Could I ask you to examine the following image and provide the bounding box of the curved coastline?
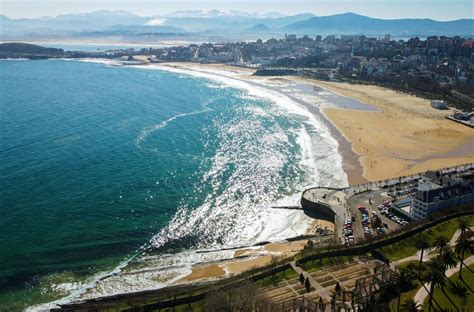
[27,59,345,310]
[23,59,474,311]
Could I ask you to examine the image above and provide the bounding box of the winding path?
[413,255,474,307]
[390,227,472,270]
[388,226,473,308]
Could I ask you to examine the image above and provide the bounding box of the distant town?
[3,34,473,114]
[137,34,474,111]
[2,32,474,311]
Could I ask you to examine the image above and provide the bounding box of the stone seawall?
[300,195,336,223]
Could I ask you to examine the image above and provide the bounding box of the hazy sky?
[1,0,473,20]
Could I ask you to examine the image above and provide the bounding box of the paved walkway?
[390,227,473,270]
[387,226,473,309]
[289,261,331,301]
[413,255,474,307]
[302,188,349,244]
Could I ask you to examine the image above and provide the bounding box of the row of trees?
[394,218,473,312]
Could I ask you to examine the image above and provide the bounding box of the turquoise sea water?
[0,59,346,309]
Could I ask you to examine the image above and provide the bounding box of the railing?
[295,206,473,266]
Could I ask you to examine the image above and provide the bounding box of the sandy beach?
[152,62,366,185]
[176,219,334,283]
[137,61,472,284]
[156,62,473,183]
[298,79,474,181]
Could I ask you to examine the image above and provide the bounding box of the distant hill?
[161,9,286,19]
[0,11,149,37]
[152,13,316,33]
[284,12,474,36]
[247,24,271,32]
[1,10,472,41]
[0,10,316,39]
[0,42,65,58]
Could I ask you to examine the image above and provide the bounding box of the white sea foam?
[0,58,29,61]
[33,60,348,309]
[134,103,212,148]
[77,58,122,66]
[132,63,347,183]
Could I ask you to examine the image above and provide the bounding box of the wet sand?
[179,264,226,282]
[143,62,472,284]
[159,63,473,182]
[297,80,474,181]
[154,62,367,185]
[175,220,334,283]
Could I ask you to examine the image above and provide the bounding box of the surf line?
[134,100,214,149]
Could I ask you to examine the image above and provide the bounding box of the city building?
[410,171,474,220]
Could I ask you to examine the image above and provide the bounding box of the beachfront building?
[410,171,474,220]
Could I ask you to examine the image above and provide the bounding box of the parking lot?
[387,182,418,199]
[346,189,408,243]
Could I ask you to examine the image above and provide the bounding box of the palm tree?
[457,218,470,237]
[400,298,420,312]
[415,237,430,277]
[395,269,413,312]
[434,236,450,257]
[425,259,446,312]
[449,281,469,312]
[438,250,460,309]
[455,233,473,280]
[441,249,458,272]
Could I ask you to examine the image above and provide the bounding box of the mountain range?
[0,10,472,42]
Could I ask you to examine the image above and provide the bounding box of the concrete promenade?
[301,163,474,244]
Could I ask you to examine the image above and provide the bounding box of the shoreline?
[122,61,356,286]
[151,62,473,183]
[107,60,472,286]
[305,79,473,181]
[40,59,341,306]
[27,59,472,308]
[147,61,365,185]
[175,219,334,283]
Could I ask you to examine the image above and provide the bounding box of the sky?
[1,0,473,20]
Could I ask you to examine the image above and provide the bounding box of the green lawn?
[389,261,426,312]
[395,260,420,271]
[300,255,353,272]
[389,281,423,312]
[254,267,298,287]
[423,263,474,312]
[379,216,473,261]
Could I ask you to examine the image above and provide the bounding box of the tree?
[400,298,421,312]
[441,249,458,273]
[425,259,446,312]
[439,250,460,309]
[395,269,415,311]
[457,218,470,237]
[318,297,325,311]
[270,255,280,282]
[455,233,473,280]
[449,281,469,312]
[299,272,305,285]
[304,277,311,293]
[433,236,450,257]
[204,281,260,312]
[415,237,430,277]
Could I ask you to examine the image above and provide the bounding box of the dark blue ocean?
[0,59,346,309]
